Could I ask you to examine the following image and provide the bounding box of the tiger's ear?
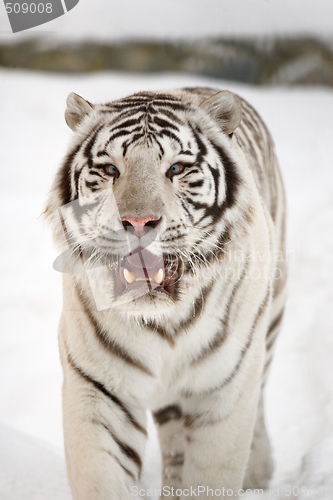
[200,90,242,136]
[65,92,94,131]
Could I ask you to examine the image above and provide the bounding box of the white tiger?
[45,87,287,499]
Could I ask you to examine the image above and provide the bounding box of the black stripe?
[153,116,179,131]
[150,94,181,102]
[139,318,175,346]
[90,162,113,170]
[266,308,284,350]
[83,125,104,168]
[74,165,83,198]
[122,132,145,156]
[97,420,142,477]
[85,180,98,188]
[153,404,182,425]
[179,149,194,156]
[183,413,223,429]
[182,169,200,178]
[167,453,184,467]
[267,308,284,338]
[179,198,195,224]
[156,101,187,112]
[209,140,241,210]
[155,137,165,157]
[110,117,142,132]
[188,179,204,188]
[88,170,106,179]
[117,97,151,104]
[209,164,220,208]
[76,289,153,376]
[107,103,148,112]
[158,128,184,148]
[66,351,147,435]
[119,93,180,104]
[104,450,136,482]
[183,413,200,429]
[106,128,132,144]
[96,149,108,157]
[191,125,208,158]
[57,143,81,205]
[101,106,145,126]
[115,437,142,476]
[185,197,209,209]
[114,456,136,482]
[158,107,183,124]
[177,282,214,332]
[105,98,149,106]
[191,261,249,364]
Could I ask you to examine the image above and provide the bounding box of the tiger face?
[50,89,250,313]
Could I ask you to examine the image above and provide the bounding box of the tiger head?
[47,88,252,315]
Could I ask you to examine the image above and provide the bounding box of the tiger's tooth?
[153,268,164,285]
[124,268,136,284]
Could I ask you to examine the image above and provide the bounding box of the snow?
[0,424,71,500]
[0,0,332,43]
[0,69,333,499]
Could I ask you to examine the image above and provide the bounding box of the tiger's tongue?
[122,248,164,283]
[126,248,163,269]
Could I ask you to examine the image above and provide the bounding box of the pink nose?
[121,216,158,237]
[122,216,155,227]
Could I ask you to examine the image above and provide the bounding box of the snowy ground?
[0,69,333,499]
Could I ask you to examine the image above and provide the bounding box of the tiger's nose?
[121,216,161,237]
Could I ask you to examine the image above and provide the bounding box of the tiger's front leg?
[180,380,261,499]
[61,340,147,500]
[178,320,268,500]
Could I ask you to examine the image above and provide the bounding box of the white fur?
[46,88,286,499]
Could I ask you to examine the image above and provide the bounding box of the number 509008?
[5,3,53,14]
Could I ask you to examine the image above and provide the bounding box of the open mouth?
[114,247,178,297]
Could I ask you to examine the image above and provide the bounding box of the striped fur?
[46,87,286,499]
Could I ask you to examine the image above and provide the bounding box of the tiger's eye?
[166,163,185,179]
[104,164,119,177]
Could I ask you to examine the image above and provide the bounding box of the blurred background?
[0,1,333,499]
[1,0,333,86]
